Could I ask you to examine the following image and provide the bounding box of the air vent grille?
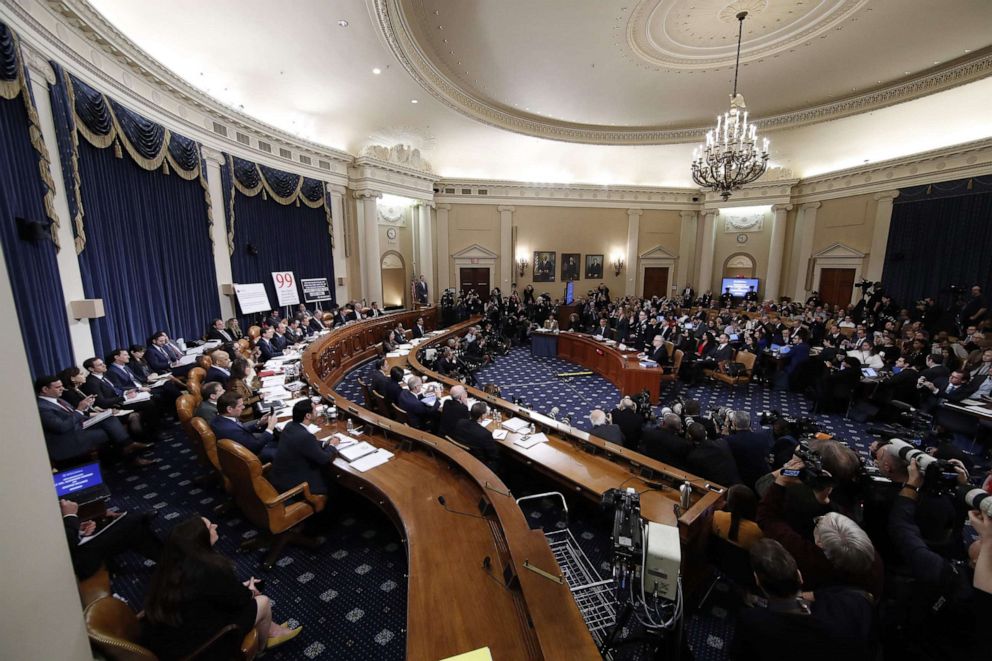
[235,132,250,145]
[318,160,331,170]
[211,122,228,137]
[279,147,292,159]
[299,155,312,165]
[257,141,271,153]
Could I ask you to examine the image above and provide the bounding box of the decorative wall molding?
[434,179,700,209]
[361,143,434,173]
[377,0,992,145]
[348,157,436,201]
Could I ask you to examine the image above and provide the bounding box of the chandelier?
[691,11,769,201]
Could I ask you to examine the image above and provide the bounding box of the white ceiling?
[86,0,992,186]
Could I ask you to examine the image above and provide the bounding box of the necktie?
[166,343,182,360]
[57,399,74,413]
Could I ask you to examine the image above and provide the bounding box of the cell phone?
[781,468,802,477]
[270,406,275,417]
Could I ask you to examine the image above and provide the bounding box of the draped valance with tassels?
[226,153,332,255]
[896,175,992,204]
[53,65,213,253]
[0,23,61,249]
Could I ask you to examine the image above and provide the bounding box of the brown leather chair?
[190,417,229,491]
[217,439,326,570]
[84,596,258,660]
[195,354,213,370]
[78,565,111,607]
[659,349,684,386]
[247,325,261,341]
[391,403,412,427]
[372,390,391,419]
[177,395,211,470]
[186,367,206,406]
[357,378,373,410]
[711,350,757,387]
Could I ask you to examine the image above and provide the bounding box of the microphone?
[436,495,486,519]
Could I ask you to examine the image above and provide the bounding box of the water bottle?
[346,418,354,435]
[679,481,692,510]
[529,422,536,435]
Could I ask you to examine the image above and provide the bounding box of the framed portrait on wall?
[533,251,556,282]
[585,254,604,279]
[561,253,580,281]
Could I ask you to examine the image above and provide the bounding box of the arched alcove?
[722,253,756,279]
[380,251,407,309]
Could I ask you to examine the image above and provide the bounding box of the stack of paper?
[339,441,379,462]
[501,417,530,433]
[513,432,549,449]
[492,430,508,440]
[350,449,394,472]
[261,376,285,388]
[126,391,152,404]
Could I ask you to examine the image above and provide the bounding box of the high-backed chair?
[659,349,684,386]
[247,325,261,341]
[77,565,111,607]
[190,417,228,491]
[372,390,391,419]
[235,338,251,358]
[711,350,757,388]
[84,596,258,661]
[196,354,213,371]
[186,367,206,405]
[391,403,412,427]
[176,394,211,469]
[217,439,326,570]
[357,378,373,410]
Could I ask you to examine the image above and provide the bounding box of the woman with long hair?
[712,484,763,550]
[145,517,300,657]
[225,358,260,418]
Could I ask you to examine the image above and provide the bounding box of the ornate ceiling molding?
[377,0,992,145]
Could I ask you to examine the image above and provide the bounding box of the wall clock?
[736,233,749,244]
[386,227,398,240]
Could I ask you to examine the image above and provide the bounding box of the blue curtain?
[71,139,220,354]
[223,158,335,318]
[0,23,73,378]
[881,176,992,305]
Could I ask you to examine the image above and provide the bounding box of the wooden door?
[643,267,669,299]
[459,268,490,302]
[819,268,856,307]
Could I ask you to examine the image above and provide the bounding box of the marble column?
[200,147,235,319]
[676,210,698,290]
[354,190,382,304]
[498,205,514,294]
[765,204,792,302]
[697,209,719,295]
[866,191,899,282]
[417,201,435,302]
[436,204,451,293]
[328,185,349,303]
[25,56,96,360]
[625,209,642,296]
[792,202,821,300]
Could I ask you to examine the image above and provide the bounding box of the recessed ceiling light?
[372,67,382,75]
[411,99,419,104]
[337,19,349,27]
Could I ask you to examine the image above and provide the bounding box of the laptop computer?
[729,334,740,342]
[770,344,783,353]
[53,462,110,506]
[862,368,879,378]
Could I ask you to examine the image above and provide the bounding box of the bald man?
[439,384,470,438]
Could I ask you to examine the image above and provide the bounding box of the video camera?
[883,439,960,495]
[630,389,655,422]
[759,410,819,438]
[602,487,643,585]
[783,440,834,489]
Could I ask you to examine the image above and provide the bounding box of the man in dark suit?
[206,350,232,384]
[83,356,164,437]
[919,369,981,414]
[146,330,191,376]
[723,411,773,490]
[369,359,391,398]
[194,382,223,423]
[454,403,500,470]
[639,414,691,469]
[681,285,695,307]
[412,316,426,339]
[589,409,624,444]
[206,318,235,344]
[647,335,670,367]
[685,422,740,486]
[269,400,339,496]
[384,366,405,404]
[415,275,429,305]
[610,397,643,450]
[439,385,471,438]
[816,356,863,414]
[396,376,440,431]
[106,348,152,391]
[719,287,735,308]
[271,322,291,352]
[60,499,162,580]
[211,392,277,461]
[256,327,283,362]
[744,286,758,303]
[36,375,109,462]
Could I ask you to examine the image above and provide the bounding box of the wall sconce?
[612,257,625,277]
[517,257,529,277]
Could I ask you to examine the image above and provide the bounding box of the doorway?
[643,267,669,299]
[459,267,490,302]
[819,268,856,308]
[380,251,407,309]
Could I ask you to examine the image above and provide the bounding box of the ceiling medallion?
[691,11,769,200]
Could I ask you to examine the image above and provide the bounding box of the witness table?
[531,331,558,358]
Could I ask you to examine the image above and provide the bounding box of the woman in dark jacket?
[145,516,300,657]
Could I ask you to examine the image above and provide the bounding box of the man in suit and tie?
[106,347,152,391]
[195,382,224,423]
[206,350,232,384]
[919,369,981,414]
[412,316,427,339]
[369,359,391,398]
[206,318,235,344]
[415,275,429,305]
[589,409,625,445]
[269,400,339,496]
[36,374,109,463]
[647,335,670,367]
[454,402,500,470]
[256,327,283,363]
[439,385,471,438]
[83,356,164,438]
[211,392,277,461]
[384,366,405,404]
[146,331,193,377]
[397,376,441,431]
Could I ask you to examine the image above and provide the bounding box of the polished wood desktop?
[555,331,666,402]
[302,310,600,661]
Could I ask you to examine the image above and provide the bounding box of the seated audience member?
[758,458,883,597]
[384,366,405,404]
[733,539,876,660]
[226,317,245,340]
[712,485,764,550]
[58,367,152,462]
[381,329,397,354]
[815,355,862,413]
[685,422,741,486]
[390,323,406,346]
[144,517,301,657]
[206,317,235,344]
[271,321,293,351]
[610,396,643,450]
[211,392,277,461]
[639,413,691,468]
[225,358,260,415]
[588,408,624,444]
[368,358,390,397]
[82,356,163,438]
[255,327,283,363]
[847,340,885,370]
[36,374,128,464]
[918,368,981,413]
[435,347,457,377]
[283,318,305,345]
[206,350,232,384]
[454,402,500,470]
[305,312,323,334]
[61,499,161,580]
[396,376,440,431]
[646,335,670,367]
[412,316,426,339]
[722,411,773,490]
[269,400,339,496]
[105,348,152,393]
[146,331,193,376]
[439,384,470,438]
[195,382,224,423]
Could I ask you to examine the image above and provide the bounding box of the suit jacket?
[639,426,691,469]
[271,333,289,352]
[307,318,324,334]
[256,338,282,362]
[39,398,106,461]
[384,378,403,404]
[210,415,275,460]
[648,344,670,366]
[687,438,741,486]
[710,344,735,363]
[439,399,470,438]
[784,342,812,375]
[82,374,125,409]
[195,400,219,424]
[397,389,439,430]
[145,344,175,374]
[725,430,774,488]
[412,324,426,339]
[590,423,625,445]
[928,377,980,405]
[206,328,235,343]
[107,363,144,390]
[370,370,391,397]
[206,366,231,384]
[453,418,499,466]
[610,408,643,449]
[268,421,336,495]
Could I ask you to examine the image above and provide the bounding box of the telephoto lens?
[959,485,992,517]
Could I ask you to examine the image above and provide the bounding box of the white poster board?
[301,277,332,303]
[234,283,272,314]
[271,271,300,306]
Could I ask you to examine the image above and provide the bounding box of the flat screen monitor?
[565,280,575,305]
[721,277,759,298]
